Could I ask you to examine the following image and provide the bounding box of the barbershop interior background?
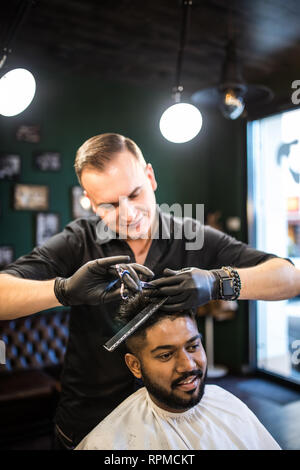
[0,0,300,450]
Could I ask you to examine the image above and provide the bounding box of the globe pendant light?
[0,67,36,117]
[160,101,202,144]
[0,1,36,117]
[159,0,202,144]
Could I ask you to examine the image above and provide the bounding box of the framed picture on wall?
[16,124,40,143]
[71,185,92,219]
[33,152,61,172]
[0,154,21,181]
[35,212,60,246]
[0,245,14,269]
[13,184,49,211]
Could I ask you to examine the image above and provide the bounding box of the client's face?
[138,316,207,413]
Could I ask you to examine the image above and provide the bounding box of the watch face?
[222,278,234,296]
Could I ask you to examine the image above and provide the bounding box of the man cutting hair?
[75,293,280,450]
[0,133,298,448]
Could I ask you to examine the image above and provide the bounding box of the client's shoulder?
[203,384,252,412]
[75,388,148,450]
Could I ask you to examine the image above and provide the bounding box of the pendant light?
[159,0,202,144]
[191,3,273,119]
[0,0,36,117]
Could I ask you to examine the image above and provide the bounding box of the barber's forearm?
[237,258,300,301]
[0,274,61,320]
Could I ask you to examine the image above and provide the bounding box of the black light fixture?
[191,5,273,120]
[159,0,203,143]
[0,0,36,117]
[218,39,247,120]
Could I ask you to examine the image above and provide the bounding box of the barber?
[0,133,299,449]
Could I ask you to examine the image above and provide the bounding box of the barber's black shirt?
[2,211,277,444]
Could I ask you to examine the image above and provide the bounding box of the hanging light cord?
[174,0,193,102]
[0,0,36,70]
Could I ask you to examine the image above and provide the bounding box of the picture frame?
[0,245,15,269]
[35,212,60,246]
[13,184,49,211]
[16,124,40,143]
[33,152,61,172]
[71,185,93,219]
[0,154,21,181]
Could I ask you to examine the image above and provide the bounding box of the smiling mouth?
[128,217,143,227]
[118,215,143,228]
[175,375,200,392]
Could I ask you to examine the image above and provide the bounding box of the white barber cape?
[75,385,281,450]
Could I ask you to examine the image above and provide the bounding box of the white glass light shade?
[159,102,202,143]
[0,68,36,117]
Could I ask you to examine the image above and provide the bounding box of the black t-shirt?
[1,211,277,444]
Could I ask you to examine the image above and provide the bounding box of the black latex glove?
[149,267,218,311]
[54,255,154,306]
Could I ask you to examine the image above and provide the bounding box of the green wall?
[0,67,248,371]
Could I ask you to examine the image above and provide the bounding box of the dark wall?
[0,67,248,371]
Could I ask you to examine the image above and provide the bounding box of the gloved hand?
[54,255,154,306]
[148,267,218,311]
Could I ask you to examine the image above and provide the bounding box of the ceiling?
[2,0,300,104]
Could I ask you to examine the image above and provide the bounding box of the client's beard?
[141,366,207,412]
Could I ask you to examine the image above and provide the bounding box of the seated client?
[75,294,280,450]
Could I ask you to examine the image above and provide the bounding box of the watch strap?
[212,267,241,301]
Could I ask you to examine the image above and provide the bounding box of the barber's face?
[81,151,157,240]
[126,316,207,413]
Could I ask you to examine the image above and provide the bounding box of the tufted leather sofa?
[0,308,69,448]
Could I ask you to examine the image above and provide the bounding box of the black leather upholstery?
[0,309,69,448]
[0,309,69,373]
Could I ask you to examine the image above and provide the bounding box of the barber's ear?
[83,190,97,213]
[145,163,157,192]
[125,353,142,379]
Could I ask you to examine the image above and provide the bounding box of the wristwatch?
[212,266,241,301]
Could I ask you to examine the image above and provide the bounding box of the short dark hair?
[117,292,196,356]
